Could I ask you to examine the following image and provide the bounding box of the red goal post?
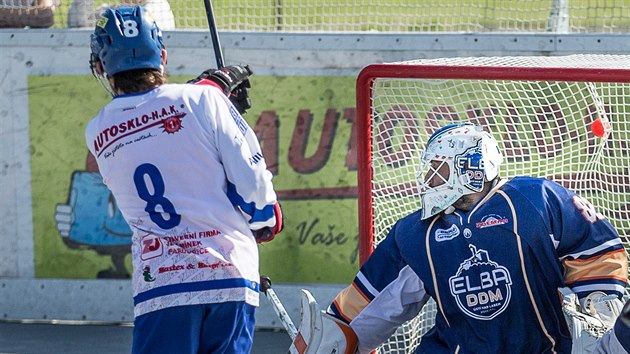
[355,55,630,353]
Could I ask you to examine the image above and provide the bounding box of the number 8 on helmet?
[89,6,165,96]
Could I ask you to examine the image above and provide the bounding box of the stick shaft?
[202,0,224,68]
[265,288,298,339]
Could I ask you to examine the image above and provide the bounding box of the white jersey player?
[289,124,628,354]
[87,6,283,353]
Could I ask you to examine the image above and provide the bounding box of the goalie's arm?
[542,180,628,300]
[326,230,429,353]
[340,266,429,353]
[289,266,428,354]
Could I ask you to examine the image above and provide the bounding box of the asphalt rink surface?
[0,322,292,354]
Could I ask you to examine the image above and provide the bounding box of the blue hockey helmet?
[90,6,164,76]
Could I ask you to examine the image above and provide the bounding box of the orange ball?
[591,118,606,138]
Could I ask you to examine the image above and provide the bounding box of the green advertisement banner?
[30,74,360,283]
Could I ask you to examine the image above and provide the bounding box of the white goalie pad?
[289,289,358,354]
[289,289,323,354]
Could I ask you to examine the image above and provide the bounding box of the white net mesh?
[2,0,630,31]
[360,54,630,354]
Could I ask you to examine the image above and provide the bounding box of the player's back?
[85,83,267,316]
[86,84,251,237]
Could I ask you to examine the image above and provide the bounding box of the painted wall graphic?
[30,75,360,283]
[54,153,133,278]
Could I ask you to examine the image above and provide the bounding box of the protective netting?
[360,54,630,354]
[2,0,630,32]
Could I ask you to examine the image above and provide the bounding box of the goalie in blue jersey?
[293,123,628,354]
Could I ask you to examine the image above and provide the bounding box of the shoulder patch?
[435,224,460,242]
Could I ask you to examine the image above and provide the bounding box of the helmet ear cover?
[417,123,503,219]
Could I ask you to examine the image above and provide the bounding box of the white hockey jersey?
[85,84,278,317]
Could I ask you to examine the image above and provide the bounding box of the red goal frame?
[355,62,630,265]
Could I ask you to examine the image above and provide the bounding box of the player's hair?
[111,69,167,94]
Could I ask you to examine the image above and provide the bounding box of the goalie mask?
[417,123,503,220]
[89,6,165,93]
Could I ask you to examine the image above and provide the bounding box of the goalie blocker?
[289,290,358,354]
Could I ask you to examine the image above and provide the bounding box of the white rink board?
[0,278,343,329]
[1,29,629,328]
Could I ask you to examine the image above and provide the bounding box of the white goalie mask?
[417,123,503,220]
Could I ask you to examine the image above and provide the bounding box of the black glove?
[188,65,253,114]
[229,80,252,114]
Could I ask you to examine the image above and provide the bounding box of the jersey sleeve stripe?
[570,283,628,298]
[226,181,275,224]
[329,284,371,323]
[563,248,628,284]
[566,275,629,284]
[355,271,379,299]
[559,239,624,260]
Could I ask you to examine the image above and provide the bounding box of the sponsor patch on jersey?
[435,224,460,242]
[475,214,509,229]
[92,105,182,157]
[449,245,512,320]
[140,234,163,260]
[230,106,249,135]
[142,266,156,282]
[161,114,185,134]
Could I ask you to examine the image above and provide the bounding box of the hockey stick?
[260,276,327,354]
[202,0,224,69]
[260,275,298,339]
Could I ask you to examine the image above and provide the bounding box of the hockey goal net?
[356,54,630,354]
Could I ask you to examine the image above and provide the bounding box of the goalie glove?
[289,289,358,354]
[561,288,625,354]
[579,291,624,329]
[188,65,253,114]
[253,202,284,243]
